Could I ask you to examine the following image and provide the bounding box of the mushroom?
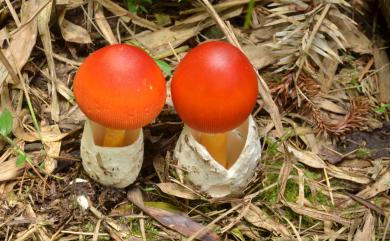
[171,41,261,197]
[73,44,166,188]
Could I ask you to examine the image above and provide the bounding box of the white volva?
[80,120,143,188]
[174,116,261,198]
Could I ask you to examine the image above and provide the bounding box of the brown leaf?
[242,45,276,69]
[329,9,372,54]
[41,125,62,174]
[133,7,242,56]
[58,9,92,44]
[353,211,375,241]
[95,0,160,31]
[37,0,59,122]
[0,157,24,182]
[0,0,39,86]
[318,145,343,164]
[373,40,390,103]
[341,169,390,207]
[287,145,327,169]
[95,5,118,45]
[327,164,371,184]
[278,148,292,201]
[283,200,352,226]
[157,183,200,200]
[127,188,220,241]
[244,203,290,237]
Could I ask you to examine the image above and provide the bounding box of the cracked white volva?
[174,115,262,198]
[80,120,143,188]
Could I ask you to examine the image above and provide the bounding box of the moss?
[81,220,95,232]
[304,169,321,180]
[284,179,299,202]
[308,191,332,207]
[144,221,160,240]
[355,147,371,159]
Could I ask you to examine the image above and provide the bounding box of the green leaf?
[231,227,246,241]
[0,109,13,136]
[16,154,26,167]
[374,103,390,114]
[155,59,172,77]
[139,5,148,14]
[243,0,255,29]
[144,201,179,212]
[126,0,138,13]
[39,161,46,170]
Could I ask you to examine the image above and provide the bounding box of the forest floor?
[0,0,390,240]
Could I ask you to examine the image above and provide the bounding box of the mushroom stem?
[103,128,126,147]
[103,128,140,147]
[199,132,228,168]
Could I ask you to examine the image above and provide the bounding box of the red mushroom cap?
[171,41,258,133]
[73,44,166,130]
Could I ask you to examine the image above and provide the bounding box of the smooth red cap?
[73,44,166,129]
[171,41,258,133]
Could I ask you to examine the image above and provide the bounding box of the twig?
[14,225,37,241]
[199,0,236,45]
[283,216,302,241]
[139,213,147,241]
[382,216,390,241]
[323,168,334,206]
[4,0,21,26]
[0,207,26,229]
[92,219,103,241]
[181,0,261,15]
[61,230,109,236]
[10,0,52,36]
[49,215,74,241]
[185,202,244,241]
[220,202,251,233]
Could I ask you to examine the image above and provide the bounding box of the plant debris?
[0,0,389,240]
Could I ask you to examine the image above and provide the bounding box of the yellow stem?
[199,132,228,168]
[103,128,126,147]
[103,128,140,147]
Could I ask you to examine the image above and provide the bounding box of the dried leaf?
[353,211,375,241]
[42,125,61,174]
[127,188,220,241]
[0,0,38,86]
[58,9,92,44]
[96,0,160,31]
[0,157,24,182]
[287,145,327,169]
[314,99,347,115]
[244,203,290,236]
[283,200,352,226]
[342,170,390,208]
[329,10,372,54]
[242,45,276,69]
[327,164,371,184]
[133,7,242,56]
[37,0,59,122]
[373,41,390,103]
[157,183,199,200]
[95,5,118,45]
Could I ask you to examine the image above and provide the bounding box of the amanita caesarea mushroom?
[74,44,166,188]
[171,41,261,197]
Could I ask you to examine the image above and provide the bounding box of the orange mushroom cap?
[171,41,258,133]
[73,44,166,130]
